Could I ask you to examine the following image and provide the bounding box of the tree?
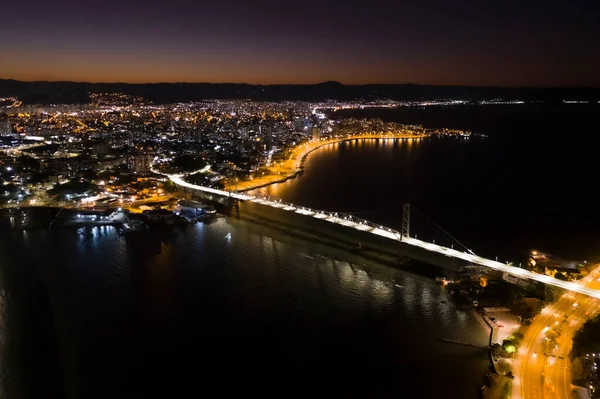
[16,155,40,170]
[572,316,600,358]
[97,169,116,181]
[78,169,98,181]
[505,334,522,346]
[172,155,207,172]
[3,183,18,194]
[509,287,526,301]
[163,180,178,193]
[571,357,584,386]
[484,372,494,387]
[555,272,568,281]
[48,180,99,197]
[501,336,518,357]
[491,343,503,357]
[28,172,49,185]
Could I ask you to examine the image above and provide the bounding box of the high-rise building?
[92,142,111,156]
[0,118,13,137]
[293,117,305,132]
[239,127,249,140]
[312,126,320,140]
[193,129,203,143]
[128,154,153,174]
[130,129,148,143]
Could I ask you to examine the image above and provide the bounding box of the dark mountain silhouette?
[0,79,598,104]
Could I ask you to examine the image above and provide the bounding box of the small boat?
[119,220,147,235]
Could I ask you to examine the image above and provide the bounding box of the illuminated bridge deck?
[169,174,600,299]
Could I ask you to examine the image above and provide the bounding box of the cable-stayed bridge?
[167,173,600,299]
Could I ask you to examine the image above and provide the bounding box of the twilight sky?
[1,0,599,86]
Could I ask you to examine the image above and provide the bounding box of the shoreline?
[235,169,303,193]
[476,310,499,373]
[228,134,428,192]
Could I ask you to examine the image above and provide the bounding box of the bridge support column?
[402,203,410,239]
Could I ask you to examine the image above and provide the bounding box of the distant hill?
[0,79,598,104]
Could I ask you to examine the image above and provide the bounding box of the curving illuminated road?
[514,266,600,399]
[163,172,600,299]
[230,134,427,192]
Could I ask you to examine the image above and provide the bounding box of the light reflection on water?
[0,216,490,398]
[249,138,422,212]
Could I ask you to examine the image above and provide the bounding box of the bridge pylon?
[402,203,410,240]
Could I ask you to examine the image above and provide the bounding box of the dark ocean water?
[0,104,597,399]
[255,104,600,263]
[0,220,490,399]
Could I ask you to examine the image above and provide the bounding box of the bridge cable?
[411,206,475,255]
[348,207,397,229]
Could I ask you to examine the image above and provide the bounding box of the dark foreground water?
[0,219,490,399]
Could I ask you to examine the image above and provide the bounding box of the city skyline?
[1,0,599,87]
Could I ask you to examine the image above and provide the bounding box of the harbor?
[1,199,219,233]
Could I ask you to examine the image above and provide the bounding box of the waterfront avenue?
[514,265,600,399]
[159,166,600,299]
[227,133,428,192]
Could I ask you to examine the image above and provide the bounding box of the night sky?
[1,0,599,86]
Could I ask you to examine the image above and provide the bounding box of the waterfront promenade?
[228,133,427,192]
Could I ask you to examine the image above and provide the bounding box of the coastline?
[477,310,499,373]
[0,207,128,231]
[235,169,303,193]
[228,133,428,192]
